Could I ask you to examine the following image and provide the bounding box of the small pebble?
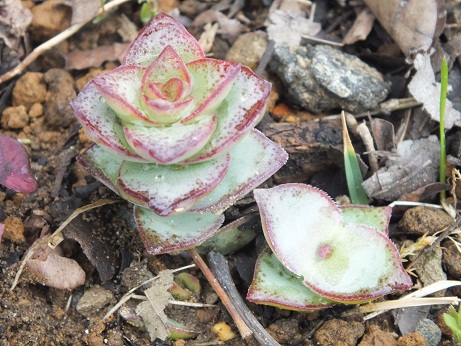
[76,285,115,318]
[415,318,442,346]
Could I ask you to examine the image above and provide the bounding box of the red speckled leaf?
[0,135,37,194]
[123,13,205,67]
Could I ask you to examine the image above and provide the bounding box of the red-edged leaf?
[0,135,37,194]
[123,13,205,67]
[117,153,230,216]
[190,129,288,214]
[135,206,224,255]
[123,114,216,164]
[184,66,271,163]
[71,83,146,162]
[92,66,155,125]
[181,59,240,123]
[141,45,191,96]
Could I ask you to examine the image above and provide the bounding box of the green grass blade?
[341,112,368,205]
[440,56,448,200]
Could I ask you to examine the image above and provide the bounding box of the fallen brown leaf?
[364,0,446,56]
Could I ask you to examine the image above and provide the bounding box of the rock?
[314,319,365,346]
[397,332,427,346]
[2,216,25,243]
[442,239,461,278]
[43,69,77,128]
[121,262,154,290]
[29,1,71,42]
[28,103,44,118]
[2,105,29,129]
[399,206,453,236]
[76,285,114,318]
[270,44,390,113]
[226,31,268,70]
[415,318,442,346]
[267,318,302,344]
[12,72,47,110]
[358,325,397,346]
[411,247,446,297]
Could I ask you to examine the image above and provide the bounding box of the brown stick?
[188,249,253,340]
[0,0,132,85]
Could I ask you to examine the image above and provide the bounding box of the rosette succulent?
[72,13,287,255]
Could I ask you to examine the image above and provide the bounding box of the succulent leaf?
[118,154,230,216]
[123,13,205,67]
[134,206,224,255]
[71,83,146,162]
[247,249,335,311]
[0,134,37,194]
[197,214,258,255]
[92,66,154,125]
[190,129,288,213]
[123,114,217,164]
[340,205,392,235]
[184,66,271,163]
[76,145,122,192]
[182,59,241,123]
[142,45,191,92]
[254,184,412,302]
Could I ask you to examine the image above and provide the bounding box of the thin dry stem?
[0,0,132,85]
[188,249,253,340]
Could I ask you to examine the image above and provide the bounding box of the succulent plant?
[71,13,287,255]
[247,184,412,310]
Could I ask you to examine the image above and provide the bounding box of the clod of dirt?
[76,285,115,318]
[211,321,236,342]
[398,206,453,236]
[29,1,71,42]
[12,72,47,110]
[314,319,365,346]
[415,318,442,346]
[43,69,77,128]
[441,239,461,277]
[28,102,44,118]
[1,105,29,129]
[2,216,25,243]
[358,324,397,346]
[121,261,154,290]
[267,318,302,344]
[436,310,454,338]
[270,44,390,113]
[226,31,268,70]
[397,332,427,346]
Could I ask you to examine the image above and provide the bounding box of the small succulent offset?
[71,13,287,255]
[444,305,461,344]
[247,184,412,310]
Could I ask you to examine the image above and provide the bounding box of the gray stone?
[415,318,442,346]
[76,285,114,318]
[412,247,447,297]
[270,44,390,113]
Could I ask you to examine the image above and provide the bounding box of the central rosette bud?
[140,46,194,124]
